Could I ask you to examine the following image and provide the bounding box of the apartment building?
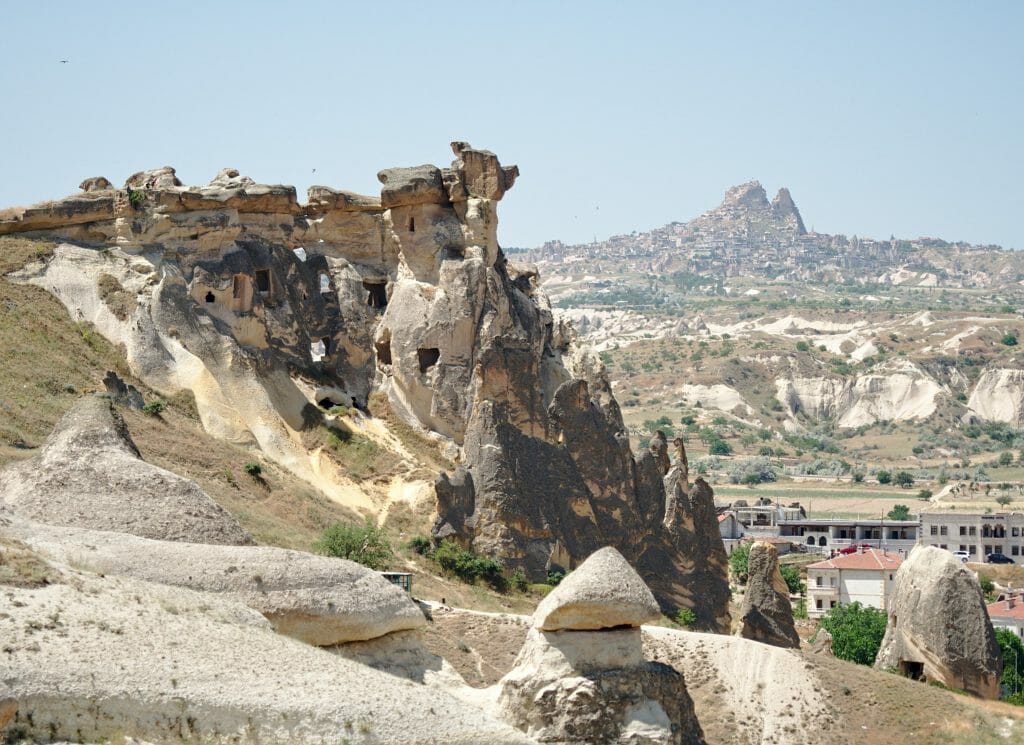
[806,548,903,618]
[919,511,1024,562]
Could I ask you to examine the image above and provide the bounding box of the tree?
[876,470,892,485]
[779,564,805,595]
[819,602,888,666]
[709,439,733,456]
[314,519,393,570]
[887,504,911,521]
[729,542,750,584]
[894,471,915,488]
[996,628,1024,701]
[997,493,1013,507]
[1000,451,1015,467]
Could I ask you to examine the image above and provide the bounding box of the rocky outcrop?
[0,142,729,628]
[533,546,661,631]
[497,548,704,744]
[737,541,800,648]
[1,562,531,744]
[968,368,1024,426]
[776,360,943,429]
[11,520,424,645]
[875,546,1002,698]
[0,396,253,545]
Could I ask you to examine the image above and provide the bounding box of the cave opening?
[418,347,440,373]
[321,337,331,354]
[254,269,271,294]
[408,216,415,232]
[363,280,388,309]
[204,291,215,303]
[375,337,392,366]
[899,660,924,681]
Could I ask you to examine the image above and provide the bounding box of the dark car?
[986,553,1015,564]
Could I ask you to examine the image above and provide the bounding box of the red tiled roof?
[988,598,1024,621]
[807,548,904,572]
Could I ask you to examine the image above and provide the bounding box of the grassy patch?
[0,537,58,588]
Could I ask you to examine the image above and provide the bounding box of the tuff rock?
[737,541,800,648]
[874,545,1002,698]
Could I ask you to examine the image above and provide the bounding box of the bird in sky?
[59,59,68,64]
[311,168,317,173]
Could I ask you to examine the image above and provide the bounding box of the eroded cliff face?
[0,143,729,629]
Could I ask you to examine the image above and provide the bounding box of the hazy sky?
[2,1,1022,249]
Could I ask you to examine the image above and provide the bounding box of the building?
[988,594,1024,638]
[805,548,903,618]
[776,517,919,555]
[920,511,1024,562]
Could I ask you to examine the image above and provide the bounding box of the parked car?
[839,543,873,555]
[986,553,1015,564]
[953,550,970,562]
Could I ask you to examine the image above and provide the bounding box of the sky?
[2,1,1022,249]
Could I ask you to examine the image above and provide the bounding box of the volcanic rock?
[874,545,1001,698]
[737,541,800,648]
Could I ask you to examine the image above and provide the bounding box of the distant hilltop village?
[522,181,1014,288]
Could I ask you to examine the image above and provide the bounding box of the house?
[988,593,1024,638]
[805,548,903,618]
[718,512,744,556]
[920,511,1024,561]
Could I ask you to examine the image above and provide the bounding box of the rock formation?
[737,541,800,648]
[0,142,730,629]
[0,395,253,545]
[12,520,425,645]
[875,545,1002,699]
[0,560,532,744]
[497,547,705,744]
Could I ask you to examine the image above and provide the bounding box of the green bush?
[793,599,808,620]
[916,489,933,501]
[795,341,810,352]
[314,519,393,570]
[407,536,433,555]
[709,439,733,456]
[546,570,566,587]
[819,602,888,666]
[887,504,911,520]
[142,399,166,417]
[128,188,146,209]
[779,564,805,595]
[673,607,696,627]
[894,471,915,488]
[997,628,1024,702]
[1002,333,1018,347]
[508,568,528,592]
[876,470,892,485]
[1000,451,1015,467]
[729,543,750,584]
[244,462,262,478]
[432,540,505,589]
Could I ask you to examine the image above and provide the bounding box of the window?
[417,348,440,373]
[969,546,977,555]
[363,280,388,309]
[1013,528,1020,537]
[960,545,967,552]
[940,526,948,536]
[960,526,967,536]
[254,269,270,294]
[970,526,977,536]
[1014,546,1020,556]
[930,525,938,536]
[408,216,415,232]
[204,291,215,303]
[889,574,894,581]
[984,545,992,555]
[816,599,823,610]
[816,576,823,587]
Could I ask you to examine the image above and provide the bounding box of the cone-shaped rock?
[874,545,1001,699]
[738,541,800,648]
[533,546,660,631]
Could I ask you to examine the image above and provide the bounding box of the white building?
[805,548,903,618]
[920,511,1024,562]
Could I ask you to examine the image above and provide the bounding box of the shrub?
[243,462,262,478]
[142,399,166,417]
[729,543,750,584]
[1002,333,1018,347]
[546,570,566,587]
[852,471,865,483]
[407,535,433,555]
[979,574,996,600]
[876,470,892,485]
[508,568,528,592]
[793,599,808,620]
[314,519,393,570]
[819,602,888,666]
[709,439,733,456]
[128,188,146,209]
[432,540,504,589]
[894,471,915,488]
[916,489,933,501]
[997,493,1013,507]
[1000,451,1015,467]
[728,457,777,486]
[673,607,696,627]
[795,341,810,352]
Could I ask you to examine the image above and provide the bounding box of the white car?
[952,550,970,562]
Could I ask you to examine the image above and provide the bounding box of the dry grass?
[0,536,58,588]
